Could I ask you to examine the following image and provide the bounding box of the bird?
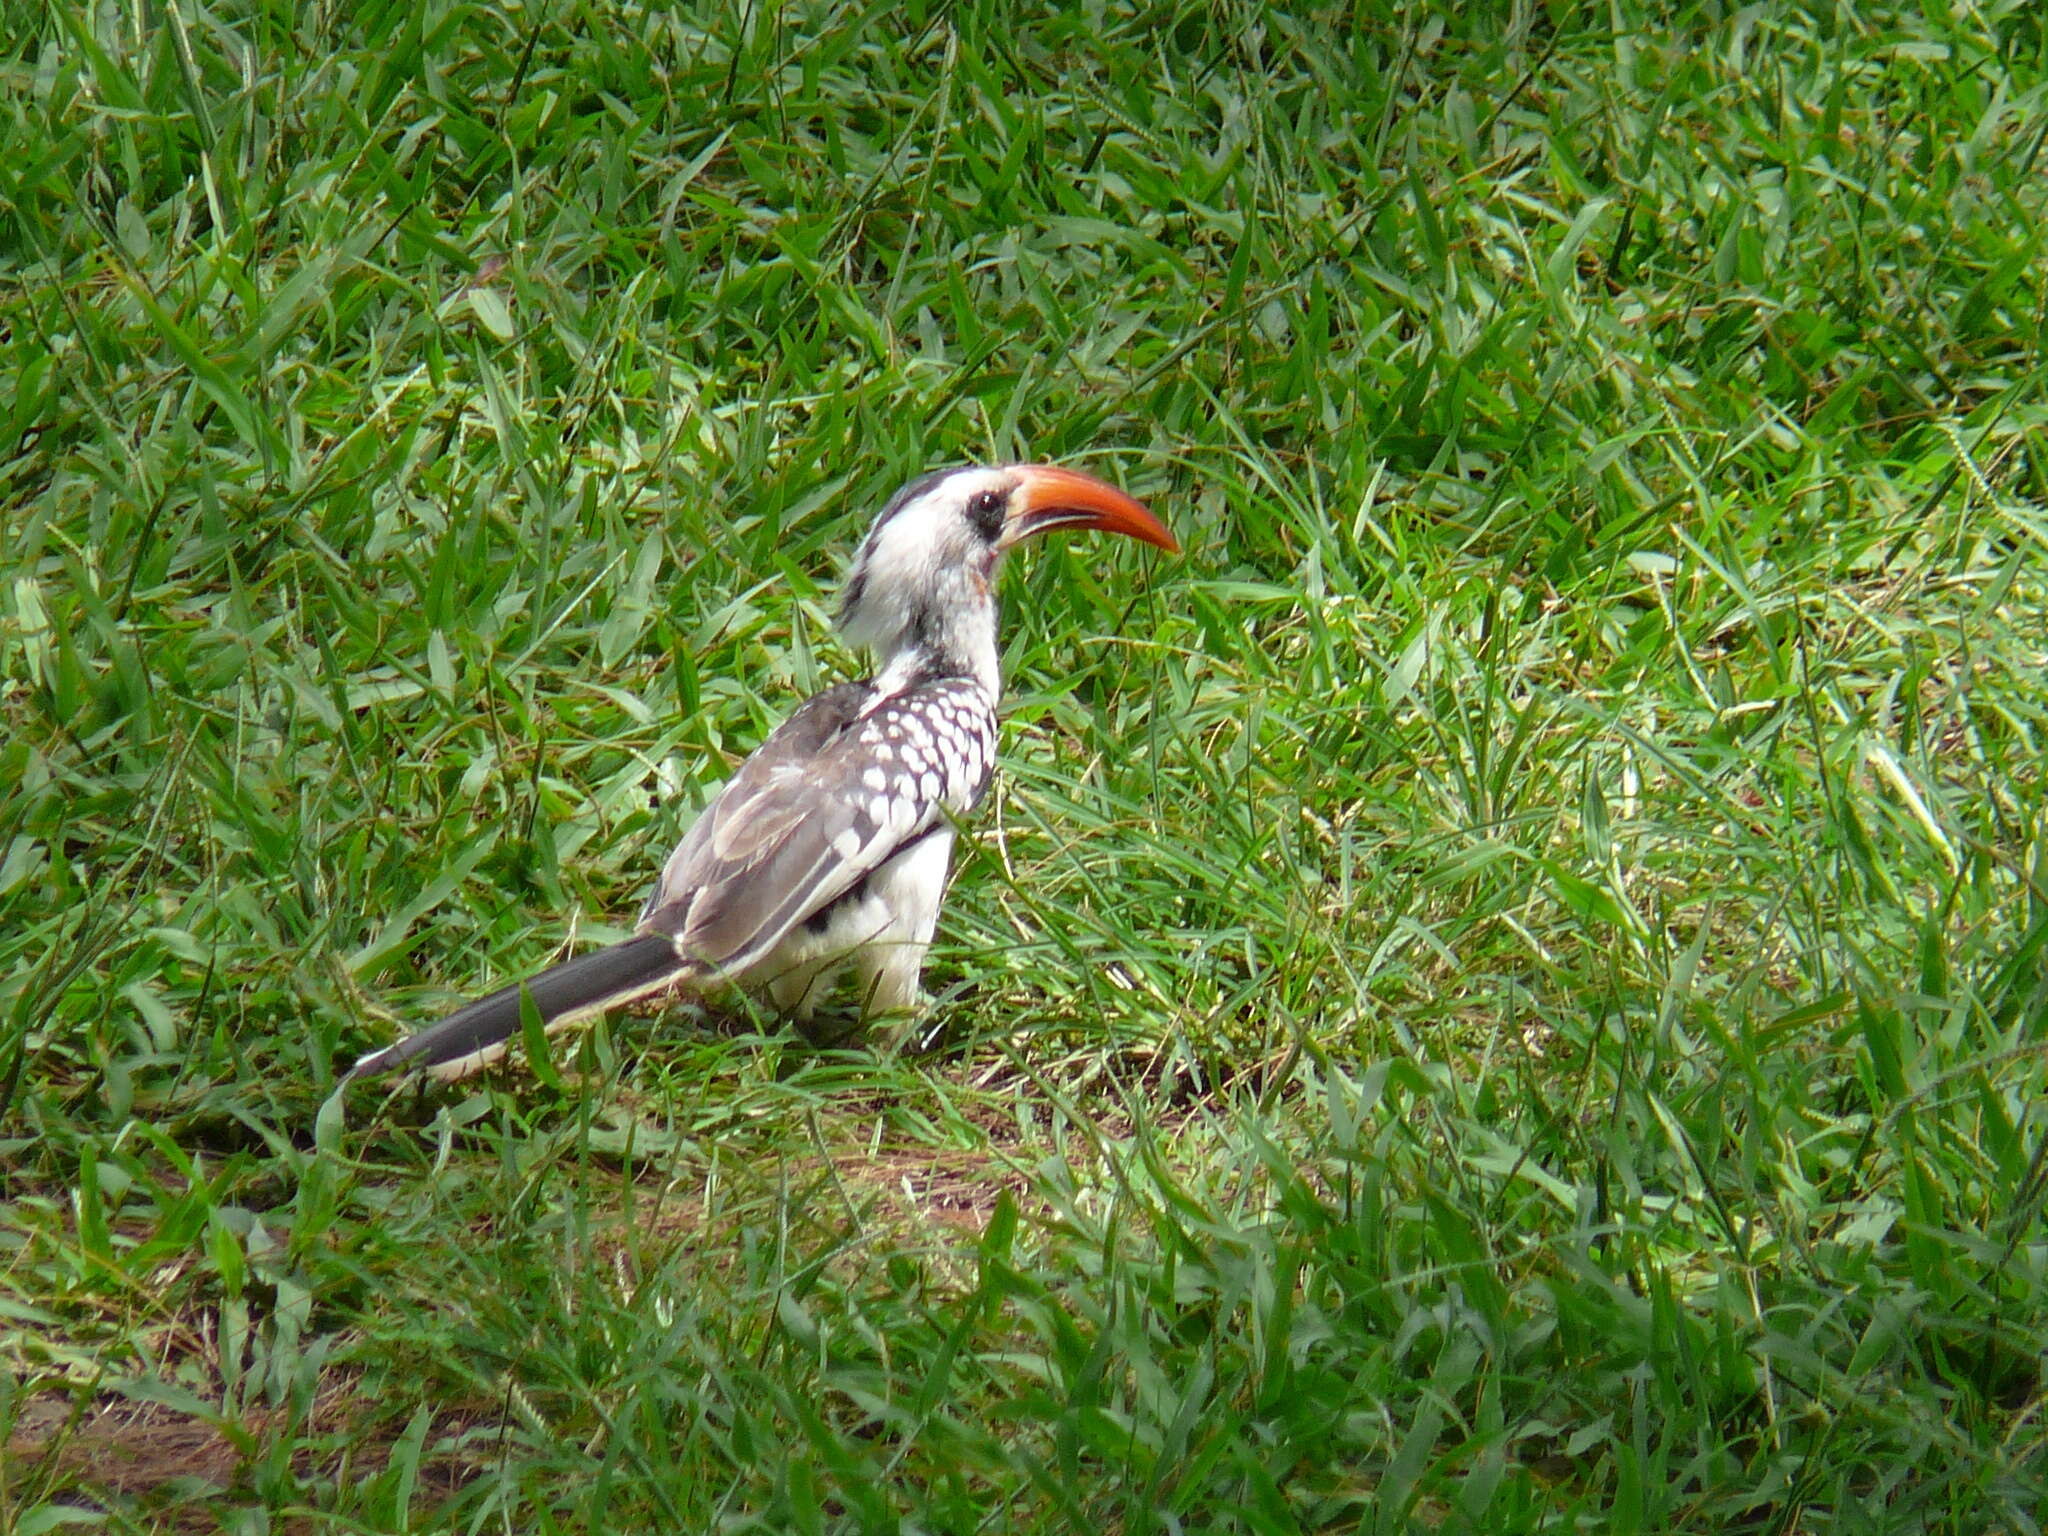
[348,463,1177,1082]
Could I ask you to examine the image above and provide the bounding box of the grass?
[4,0,2047,1529]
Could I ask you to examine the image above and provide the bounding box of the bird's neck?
[871,592,1002,702]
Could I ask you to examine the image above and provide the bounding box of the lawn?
[4,1,2046,1530]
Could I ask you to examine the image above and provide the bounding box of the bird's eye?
[966,487,1008,539]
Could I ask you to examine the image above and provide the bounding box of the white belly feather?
[755,826,957,1021]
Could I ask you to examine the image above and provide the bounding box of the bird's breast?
[852,679,998,816]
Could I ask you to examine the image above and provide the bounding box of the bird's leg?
[852,891,945,1053]
[767,960,843,1019]
[855,937,927,1015]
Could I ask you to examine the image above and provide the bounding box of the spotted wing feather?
[639,679,994,978]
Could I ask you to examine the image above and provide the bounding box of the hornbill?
[348,464,1177,1081]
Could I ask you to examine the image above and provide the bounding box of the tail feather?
[350,934,691,1082]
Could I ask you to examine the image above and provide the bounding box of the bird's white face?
[835,467,1017,662]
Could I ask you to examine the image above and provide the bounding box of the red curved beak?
[998,465,1179,556]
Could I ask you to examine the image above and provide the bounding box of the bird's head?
[836,464,1177,690]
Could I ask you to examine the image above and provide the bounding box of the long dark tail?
[349,934,691,1082]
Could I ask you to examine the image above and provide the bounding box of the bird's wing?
[639,678,994,976]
